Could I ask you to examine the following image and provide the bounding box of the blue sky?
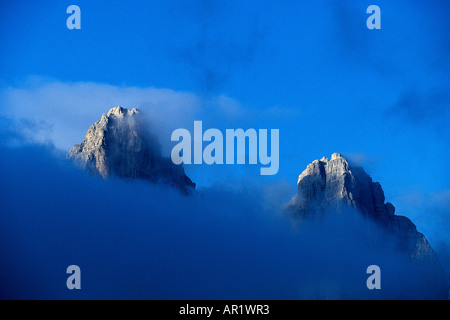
[0,1,449,246]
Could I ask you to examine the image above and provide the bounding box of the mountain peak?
[331,152,343,160]
[292,152,386,217]
[287,153,448,299]
[107,106,139,117]
[68,107,195,193]
[288,153,445,262]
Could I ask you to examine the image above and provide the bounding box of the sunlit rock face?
[69,106,195,193]
[288,153,448,299]
[289,153,391,217]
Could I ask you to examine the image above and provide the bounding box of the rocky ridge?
[288,153,439,258]
[287,153,448,298]
[68,106,195,193]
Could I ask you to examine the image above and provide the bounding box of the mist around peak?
[68,106,195,193]
[0,137,448,299]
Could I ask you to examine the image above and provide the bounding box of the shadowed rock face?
[68,106,195,193]
[287,153,432,251]
[289,153,392,217]
[288,153,448,298]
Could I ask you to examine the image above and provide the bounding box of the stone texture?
[288,153,448,298]
[69,106,195,193]
[290,153,402,218]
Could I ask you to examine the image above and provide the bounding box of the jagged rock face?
[289,153,392,217]
[69,106,195,193]
[288,152,431,251]
[288,153,448,298]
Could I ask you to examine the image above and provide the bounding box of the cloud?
[0,77,201,152]
[0,76,305,191]
[327,0,398,77]
[0,77,297,156]
[394,187,450,283]
[396,188,450,244]
[166,0,266,93]
[386,88,450,137]
[342,152,377,167]
[388,89,450,123]
[0,133,448,299]
[329,0,450,81]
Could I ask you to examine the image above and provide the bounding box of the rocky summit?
[289,152,396,217]
[68,106,195,193]
[288,152,436,257]
[288,152,448,298]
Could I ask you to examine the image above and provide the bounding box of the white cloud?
[0,76,294,156]
[0,77,202,152]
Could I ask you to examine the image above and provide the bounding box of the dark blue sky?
[0,1,449,252]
